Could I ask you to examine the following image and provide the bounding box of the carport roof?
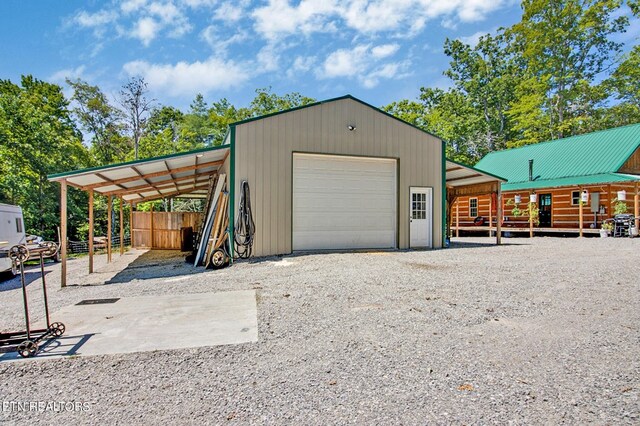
[446,158,507,188]
[47,144,229,202]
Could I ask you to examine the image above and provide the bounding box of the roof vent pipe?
[529,159,534,181]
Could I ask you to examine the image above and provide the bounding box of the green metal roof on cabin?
[475,123,640,190]
[502,173,640,191]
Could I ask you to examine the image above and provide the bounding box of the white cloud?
[74,10,118,27]
[214,1,246,22]
[320,43,409,88]
[321,44,370,78]
[123,57,250,97]
[179,0,218,8]
[287,55,317,78]
[131,17,160,45]
[121,0,148,14]
[252,0,339,40]
[252,0,512,40]
[256,44,280,72]
[458,29,495,47]
[48,65,87,83]
[371,43,400,59]
[201,26,248,53]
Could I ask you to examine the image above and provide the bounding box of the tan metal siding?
[234,97,443,257]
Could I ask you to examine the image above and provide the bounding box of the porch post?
[579,186,584,237]
[455,200,459,238]
[529,191,534,238]
[635,182,639,232]
[489,195,493,237]
[496,186,502,245]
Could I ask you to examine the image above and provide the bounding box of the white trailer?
[0,203,26,276]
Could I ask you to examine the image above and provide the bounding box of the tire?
[210,249,228,269]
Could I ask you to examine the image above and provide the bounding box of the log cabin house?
[452,123,640,236]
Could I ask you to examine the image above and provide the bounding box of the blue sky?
[0,1,635,111]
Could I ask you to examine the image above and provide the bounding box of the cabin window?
[16,218,23,233]
[469,198,478,217]
[571,191,580,206]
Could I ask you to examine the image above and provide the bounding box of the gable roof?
[475,123,640,191]
[231,94,443,141]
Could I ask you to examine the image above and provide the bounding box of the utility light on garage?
[347,125,356,131]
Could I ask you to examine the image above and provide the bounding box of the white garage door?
[293,153,397,250]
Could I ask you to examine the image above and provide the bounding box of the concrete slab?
[0,290,257,361]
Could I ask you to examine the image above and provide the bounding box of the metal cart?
[0,243,65,358]
[613,214,636,238]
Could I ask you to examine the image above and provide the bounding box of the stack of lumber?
[204,192,229,268]
[194,174,226,266]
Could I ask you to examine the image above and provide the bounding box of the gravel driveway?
[1,237,638,424]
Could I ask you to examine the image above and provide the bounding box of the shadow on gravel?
[0,269,52,292]
[447,241,525,250]
[104,250,206,284]
[0,333,96,362]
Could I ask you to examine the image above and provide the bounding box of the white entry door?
[409,187,432,248]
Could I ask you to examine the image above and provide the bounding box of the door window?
[412,193,426,219]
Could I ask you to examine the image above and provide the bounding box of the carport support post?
[60,179,67,288]
[130,201,134,248]
[119,196,124,256]
[107,195,112,263]
[579,186,584,238]
[150,203,154,249]
[88,189,94,274]
[496,186,502,245]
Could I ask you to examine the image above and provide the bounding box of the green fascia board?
[229,94,444,142]
[475,123,640,184]
[228,125,236,261]
[441,140,446,246]
[501,173,640,192]
[446,157,508,182]
[47,143,231,180]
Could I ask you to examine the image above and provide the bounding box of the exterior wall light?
[347,125,356,131]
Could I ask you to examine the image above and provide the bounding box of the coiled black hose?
[234,181,255,259]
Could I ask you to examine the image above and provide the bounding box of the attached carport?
[445,159,507,244]
[48,145,230,287]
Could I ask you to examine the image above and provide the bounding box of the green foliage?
[67,78,130,165]
[505,198,540,224]
[384,0,633,161]
[0,76,90,240]
[613,198,629,215]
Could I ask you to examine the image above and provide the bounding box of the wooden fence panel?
[132,211,202,249]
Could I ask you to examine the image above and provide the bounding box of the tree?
[119,76,154,160]
[443,34,518,152]
[248,87,315,116]
[138,106,184,158]
[507,0,628,141]
[0,76,90,239]
[67,78,129,165]
[179,93,214,150]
